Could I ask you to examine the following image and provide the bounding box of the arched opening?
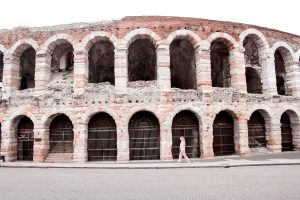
[246,67,262,94]
[50,42,74,74]
[0,51,3,82]
[275,49,287,95]
[49,114,74,153]
[88,41,115,85]
[17,116,34,161]
[281,112,294,151]
[170,39,196,89]
[213,111,235,156]
[129,111,160,160]
[88,113,117,161]
[19,47,36,90]
[128,39,156,82]
[248,111,266,148]
[243,36,263,94]
[210,39,231,88]
[0,123,2,153]
[172,110,200,159]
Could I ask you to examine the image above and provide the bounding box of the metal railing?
[17,129,34,161]
[50,128,74,153]
[213,124,235,156]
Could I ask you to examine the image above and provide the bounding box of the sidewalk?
[1,152,300,169]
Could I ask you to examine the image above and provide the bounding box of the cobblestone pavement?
[0,165,299,200]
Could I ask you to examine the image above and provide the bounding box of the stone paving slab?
[1,152,299,169]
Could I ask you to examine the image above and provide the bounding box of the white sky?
[1,0,299,35]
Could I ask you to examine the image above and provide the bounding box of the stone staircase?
[44,153,73,163]
[250,147,271,155]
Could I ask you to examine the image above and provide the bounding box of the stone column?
[0,121,17,162]
[286,62,300,97]
[197,41,212,92]
[157,41,171,92]
[2,52,19,99]
[201,119,214,158]
[115,39,128,95]
[160,124,173,160]
[34,52,51,94]
[73,47,88,95]
[229,47,247,93]
[33,124,50,162]
[235,118,250,156]
[73,123,88,162]
[262,53,277,95]
[267,120,282,152]
[117,126,129,162]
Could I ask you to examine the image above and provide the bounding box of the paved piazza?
[0,165,299,200]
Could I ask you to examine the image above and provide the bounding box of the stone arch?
[40,33,75,55]
[272,42,294,96]
[240,29,271,94]
[0,44,6,83]
[166,30,202,49]
[279,108,300,151]
[81,31,118,52]
[8,109,38,130]
[42,111,75,130]
[245,105,273,150]
[123,28,161,48]
[207,33,238,88]
[9,39,38,90]
[84,109,119,129]
[126,107,162,127]
[167,30,201,90]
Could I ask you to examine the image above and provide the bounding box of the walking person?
[178,136,191,164]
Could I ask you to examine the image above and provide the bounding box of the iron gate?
[248,124,266,148]
[281,124,293,151]
[172,125,199,158]
[129,126,160,160]
[17,129,34,161]
[50,128,74,153]
[88,127,117,161]
[213,124,235,156]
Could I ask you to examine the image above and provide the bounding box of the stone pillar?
[197,41,212,92]
[235,118,250,156]
[201,120,214,158]
[117,126,129,162]
[73,123,88,162]
[34,52,51,94]
[229,47,247,93]
[267,120,282,152]
[0,121,17,162]
[157,41,171,92]
[33,125,50,162]
[73,47,88,95]
[115,39,128,95]
[291,122,300,151]
[286,62,300,97]
[262,53,277,95]
[160,124,172,160]
[2,53,19,99]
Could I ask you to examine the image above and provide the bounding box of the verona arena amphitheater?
[0,16,299,163]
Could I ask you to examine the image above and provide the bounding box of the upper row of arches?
[0,28,298,95]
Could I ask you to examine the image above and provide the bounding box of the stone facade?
[0,16,299,163]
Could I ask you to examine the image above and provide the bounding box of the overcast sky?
[1,0,298,35]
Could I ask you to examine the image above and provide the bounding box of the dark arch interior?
[88,41,115,85]
[129,111,160,160]
[246,67,262,94]
[51,42,74,73]
[213,111,235,156]
[211,40,231,88]
[49,114,74,153]
[20,47,36,90]
[170,39,196,89]
[88,113,117,161]
[17,116,34,161]
[243,36,260,66]
[128,39,156,82]
[172,110,200,159]
[0,51,3,82]
[248,111,266,148]
[281,112,293,151]
[275,50,286,95]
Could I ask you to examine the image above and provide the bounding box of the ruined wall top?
[0,16,299,51]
